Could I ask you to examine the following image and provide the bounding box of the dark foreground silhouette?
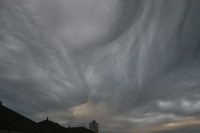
[0,103,95,133]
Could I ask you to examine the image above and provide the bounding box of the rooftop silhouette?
[0,104,96,133]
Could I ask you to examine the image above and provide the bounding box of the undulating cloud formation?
[0,0,200,133]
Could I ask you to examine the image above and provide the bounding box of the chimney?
[89,120,98,133]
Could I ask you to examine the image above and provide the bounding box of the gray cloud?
[0,0,200,133]
[154,124,200,133]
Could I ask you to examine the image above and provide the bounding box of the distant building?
[89,121,98,133]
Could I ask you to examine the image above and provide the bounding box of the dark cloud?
[0,0,200,133]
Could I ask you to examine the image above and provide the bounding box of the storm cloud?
[0,0,200,133]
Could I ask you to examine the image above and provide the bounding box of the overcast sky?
[1,0,200,133]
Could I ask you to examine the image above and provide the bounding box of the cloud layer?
[0,0,200,133]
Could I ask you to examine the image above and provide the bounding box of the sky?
[0,0,200,133]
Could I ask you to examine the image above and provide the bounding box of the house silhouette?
[0,103,37,133]
[0,103,95,133]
